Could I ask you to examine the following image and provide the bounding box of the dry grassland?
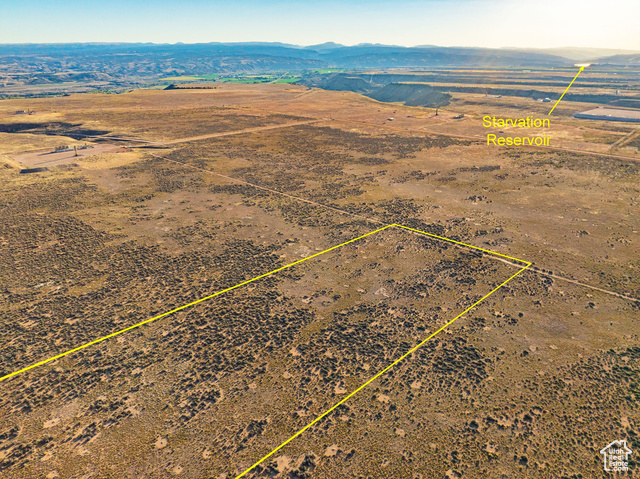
[0,83,638,478]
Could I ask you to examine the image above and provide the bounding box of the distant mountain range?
[505,47,640,62]
[595,53,640,66]
[1,42,638,92]
[0,42,594,76]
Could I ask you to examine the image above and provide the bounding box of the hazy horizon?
[3,0,639,50]
[0,41,639,55]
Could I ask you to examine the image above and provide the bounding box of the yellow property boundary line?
[236,224,530,477]
[0,223,530,476]
[1,224,394,384]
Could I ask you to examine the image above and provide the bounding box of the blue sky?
[2,0,639,49]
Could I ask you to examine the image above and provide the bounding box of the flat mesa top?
[575,107,640,120]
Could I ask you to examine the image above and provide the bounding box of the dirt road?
[160,119,321,145]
